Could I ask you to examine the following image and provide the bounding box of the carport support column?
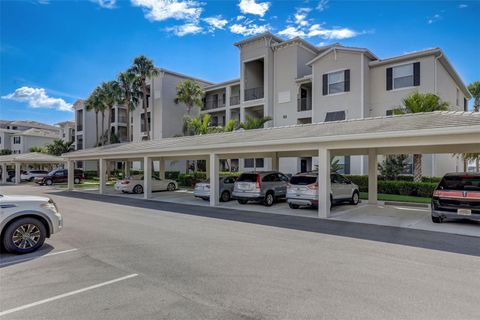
[271,152,279,171]
[368,149,378,204]
[15,163,21,185]
[209,153,219,206]
[318,147,331,218]
[144,156,152,199]
[1,163,6,184]
[99,159,106,194]
[67,160,74,190]
[159,157,165,179]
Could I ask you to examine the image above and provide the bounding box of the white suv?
[0,195,63,254]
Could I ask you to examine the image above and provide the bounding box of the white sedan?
[114,175,178,194]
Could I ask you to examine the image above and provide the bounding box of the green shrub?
[345,175,436,197]
[178,172,207,187]
[165,171,180,180]
[83,170,98,179]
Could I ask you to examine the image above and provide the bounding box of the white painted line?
[0,273,138,317]
[393,206,430,212]
[0,248,78,267]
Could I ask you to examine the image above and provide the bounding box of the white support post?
[368,149,378,204]
[67,160,74,190]
[159,157,165,179]
[271,152,279,171]
[240,107,246,122]
[1,163,7,184]
[209,153,219,206]
[206,157,210,179]
[99,159,106,194]
[318,147,331,218]
[225,86,231,123]
[15,163,21,185]
[144,156,152,199]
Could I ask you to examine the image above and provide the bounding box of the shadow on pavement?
[52,190,480,257]
[0,244,55,268]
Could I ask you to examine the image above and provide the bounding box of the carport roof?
[62,111,480,159]
[0,152,65,164]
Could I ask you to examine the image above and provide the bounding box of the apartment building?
[199,33,471,176]
[56,121,76,143]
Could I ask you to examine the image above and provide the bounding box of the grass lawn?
[360,192,431,204]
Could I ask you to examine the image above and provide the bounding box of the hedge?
[345,175,437,198]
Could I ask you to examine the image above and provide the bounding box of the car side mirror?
[345,180,352,184]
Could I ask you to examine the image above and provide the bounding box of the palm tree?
[99,81,121,144]
[46,139,75,156]
[238,116,272,130]
[467,81,480,112]
[464,153,480,172]
[85,88,103,146]
[130,55,159,140]
[117,70,141,141]
[174,79,204,115]
[395,91,449,181]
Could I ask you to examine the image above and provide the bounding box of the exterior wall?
[10,135,55,153]
[436,62,466,111]
[369,56,436,117]
[0,131,12,150]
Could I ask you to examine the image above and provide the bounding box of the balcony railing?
[203,98,225,110]
[244,87,264,101]
[230,95,240,106]
[118,116,128,123]
[297,98,312,111]
[76,142,83,150]
[76,124,83,131]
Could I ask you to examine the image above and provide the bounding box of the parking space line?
[0,273,138,317]
[0,248,78,267]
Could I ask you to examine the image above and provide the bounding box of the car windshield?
[47,171,58,176]
[438,175,480,191]
[237,174,258,182]
[290,176,317,185]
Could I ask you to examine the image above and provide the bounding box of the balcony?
[297,98,312,111]
[203,97,225,110]
[76,124,83,131]
[244,87,264,101]
[118,116,128,124]
[230,95,240,106]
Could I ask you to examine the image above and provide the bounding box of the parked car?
[194,175,238,202]
[287,172,360,209]
[114,175,178,194]
[11,170,50,183]
[0,194,63,254]
[36,169,84,186]
[5,170,15,182]
[431,173,480,223]
[232,171,290,206]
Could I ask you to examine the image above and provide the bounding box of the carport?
[0,152,65,184]
[62,112,480,218]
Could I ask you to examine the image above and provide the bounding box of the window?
[325,111,346,122]
[323,70,350,95]
[140,112,151,132]
[464,98,468,111]
[255,158,264,168]
[297,117,312,124]
[387,62,420,90]
[262,174,276,182]
[277,173,289,182]
[386,110,394,116]
[13,136,21,144]
[244,158,254,168]
[244,158,264,168]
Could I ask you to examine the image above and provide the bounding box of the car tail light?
[121,181,130,185]
[256,175,261,190]
[308,183,319,190]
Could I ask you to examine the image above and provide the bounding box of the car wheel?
[29,177,35,182]
[431,215,443,223]
[220,191,230,202]
[264,192,275,207]
[133,184,143,194]
[74,177,80,184]
[238,199,248,204]
[202,197,210,201]
[167,183,176,191]
[45,179,53,186]
[3,217,46,254]
[330,195,333,210]
[350,191,360,205]
[289,203,299,209]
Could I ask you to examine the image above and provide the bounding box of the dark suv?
[431,173,480,223]
[36,169,84,186]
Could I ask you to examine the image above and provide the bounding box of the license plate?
[457,208,471,216]
[238,184,250,190]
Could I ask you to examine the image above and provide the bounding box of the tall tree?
[46,139,75,156]
[174,79,205,115]
[85,88,103,146]
[117,70,140,141]
[99,81,121,144]
[395,91,449,181]
[467,81,480,112]
[130,55,159,140]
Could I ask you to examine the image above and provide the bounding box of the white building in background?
[73,32,472,176]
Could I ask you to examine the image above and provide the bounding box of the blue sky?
[1,0,478,124]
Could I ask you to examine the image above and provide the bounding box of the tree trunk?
[476,158,479,173]
[413,154,422,182]
[95,111,99,147]
[107,106,112,144]
[142,82,149,140]
[101,112,105,146]
[125,100,130,142]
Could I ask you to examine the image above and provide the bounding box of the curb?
[383,201,430,208]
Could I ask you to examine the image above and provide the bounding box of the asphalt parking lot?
[1,184,480,319]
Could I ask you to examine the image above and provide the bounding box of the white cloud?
[307,24,360,39]
[294,8,311,27]
[278,26,306,39]
[316,0,329,11]
[93,0,117,9]
[2,87,73,112]
[204,16,228,30]
[131,0,203,22]
[236,15,246,21]
[229,23,270,36]
[166,23,203,36]
[238,0,270,17]
[427,13,442,24]
[458,4,468,9]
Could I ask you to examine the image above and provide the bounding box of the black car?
[431,173,480,223]
[36,169,85,186]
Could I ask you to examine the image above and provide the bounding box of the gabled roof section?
[273,37,320,54]
[204,78,241,91]
[157,68,213,85]
[0,152,64,163]
[234,32,284,47]
[307,46,378,66]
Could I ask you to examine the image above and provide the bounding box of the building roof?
[234,32,284,47]
[0,152,65,164]
[0,120,59,131]
[15,128,59,138]
[63,112,480,159]
[56,121,75,127]
[157,68,213,85]
[204,78,241,91]
[307,46,378,66]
